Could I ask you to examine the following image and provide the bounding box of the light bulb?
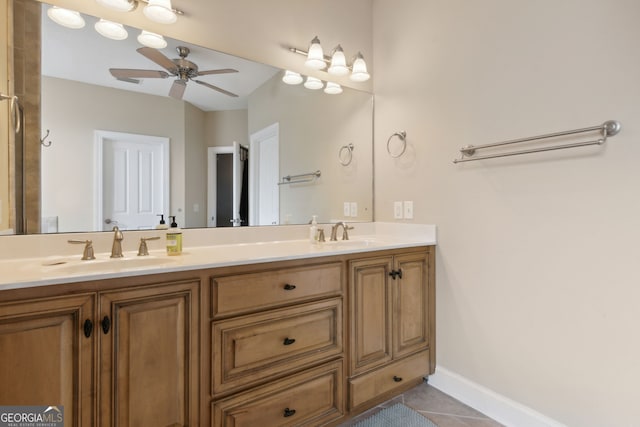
[324,82,343,95]
[95,19,128,40]
[350,52,370,82]
[144,0,177,24]
[137,30,167,49]
[47,6,85,29]
[282,70,303,85]
[304,36,326,70]
[95,0,136,12]
[328,45,349,76]
[304,76,324,90]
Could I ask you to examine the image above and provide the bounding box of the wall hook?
[41,129,52,147]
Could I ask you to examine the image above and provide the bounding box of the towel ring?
[387,131,407,158]
[338,143,354,166]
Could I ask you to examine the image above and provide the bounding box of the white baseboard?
[427,367,566,427]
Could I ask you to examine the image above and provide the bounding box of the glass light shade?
[47,7,85,29]
[304,76,324,90]
[282,70,303,85]
[95,0,136,12]
[349,52,370,82]
[144,0,177,24]
[324,82,343,95]
[304,36,326,70]
[95,19,128,40]
[137,30,167,48]
[327,45,349,76]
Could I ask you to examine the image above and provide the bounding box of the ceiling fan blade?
[110,68,170,79]
[194,80,239,97]
[137,47,177,73]
[197,68,239,76]
[169,80,187,100]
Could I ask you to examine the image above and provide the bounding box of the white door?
[95,131,170,231]
[207,143,244,227]
[249,123,279,226]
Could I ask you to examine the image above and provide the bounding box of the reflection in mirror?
[7,0,373,235]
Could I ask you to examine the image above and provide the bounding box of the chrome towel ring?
[338,143,354,166]
[387,131,407,158]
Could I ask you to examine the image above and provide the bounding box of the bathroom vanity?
[0,224,435,426]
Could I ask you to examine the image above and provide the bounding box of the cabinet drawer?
[211,262,342,318]
[212,298,343,395]
[349,351,429,410]
[212,360,344,427]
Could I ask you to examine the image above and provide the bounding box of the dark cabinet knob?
[283,337,296,346]
[283,284,297,291]
[83,319,93,338]
[283,408,296,418]
[388,269,404,280]
[393,375,403,382]
[101,316,111,334]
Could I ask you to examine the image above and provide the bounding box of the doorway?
[207,142,249,227]
[249,123,280,226]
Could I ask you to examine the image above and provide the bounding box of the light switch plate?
[344,202,351,217]
[403,201,414,219]
[350,202,358,217]
[394,201,403,219]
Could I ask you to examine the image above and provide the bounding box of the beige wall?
[373,1,640,426]
[249,74,373,224]
[184,103,206,227]
[41,76,188,231]
[205,109,248,149]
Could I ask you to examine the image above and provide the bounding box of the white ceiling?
[41,5,280,111]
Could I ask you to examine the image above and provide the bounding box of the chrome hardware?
[110,226,124,258]
[387,131,407,158]
[137,236,161,256]
[68,239,96,260]
[330,222,354,241]
[278,170,321,185]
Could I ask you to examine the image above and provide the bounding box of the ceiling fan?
[109,46,239,99]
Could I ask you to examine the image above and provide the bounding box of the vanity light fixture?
[95,0,183,24]
[324,82,343,95]
[304,76,324,90]
[289,36,371,82]
[137,30,167,48]
[95,19,129,40]
[282,70,303,85]
[96,0,136,12]
[46,6,86,29]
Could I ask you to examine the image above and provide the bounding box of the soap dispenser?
[309,215,318,244]
[166,216,183,255]
[156,214,169,230]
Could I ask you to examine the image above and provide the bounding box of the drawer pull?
[283,408,296,418]
[283,337,296,346]
[283,284,297,291]
[389,269,403,280]
[83,319,93,338]
[393,375,403,382]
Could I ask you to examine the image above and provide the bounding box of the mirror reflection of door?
[249,123,280,226]
[96,131,170,231]
[207,142,248,227]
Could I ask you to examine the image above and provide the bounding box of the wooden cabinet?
[0,294,96,426]
[0,277,200,427]
[348,249,434,411]
[99,280,200,427]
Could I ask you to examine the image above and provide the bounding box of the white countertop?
[0,222,436,291]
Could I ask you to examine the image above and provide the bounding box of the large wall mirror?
[5,0,373,235]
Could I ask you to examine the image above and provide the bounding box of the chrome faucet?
[110,226,124,258]
[330,222,354,241]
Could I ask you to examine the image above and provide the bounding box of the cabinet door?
[392,252,430,359]
[0,294,96,426]
[349,257,393,375]
[99,280,199,427]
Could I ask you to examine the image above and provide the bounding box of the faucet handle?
[138,236,161,256]
[68,239,96,260]
[342,225,354,241]
[316,228,325,242]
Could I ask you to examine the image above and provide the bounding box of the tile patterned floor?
[339,381,504,427]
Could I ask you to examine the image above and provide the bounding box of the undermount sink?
[41,255,179,275]
[318,238,378,249]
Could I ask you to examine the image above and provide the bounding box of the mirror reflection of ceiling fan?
[109,46,239,99]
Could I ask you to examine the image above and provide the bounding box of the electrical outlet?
[394,201,403,219]
[403,201,414,219]
[344,202,351,217]
[350,202,358,217]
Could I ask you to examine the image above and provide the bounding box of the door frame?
[94,130,170,231]
[207,146,233,227]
